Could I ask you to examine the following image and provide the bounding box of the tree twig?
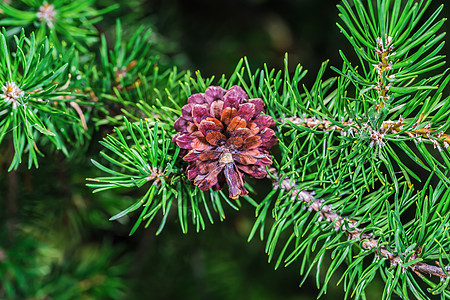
[268,168,450,279]
[284,116,450,150]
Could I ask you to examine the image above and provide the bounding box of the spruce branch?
[268,168,450,280]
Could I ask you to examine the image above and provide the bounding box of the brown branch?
[284,116,450,149]
[374,35,395,113]
[267,168,450,279]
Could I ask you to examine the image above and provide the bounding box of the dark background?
[146,0,348,85]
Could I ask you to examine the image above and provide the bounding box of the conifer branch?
[268,168,450,279]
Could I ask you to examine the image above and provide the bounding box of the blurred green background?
[1,0,448,299]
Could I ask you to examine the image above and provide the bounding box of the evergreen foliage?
[2,0,450,298]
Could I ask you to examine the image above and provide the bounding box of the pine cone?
[173,86,277,199]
